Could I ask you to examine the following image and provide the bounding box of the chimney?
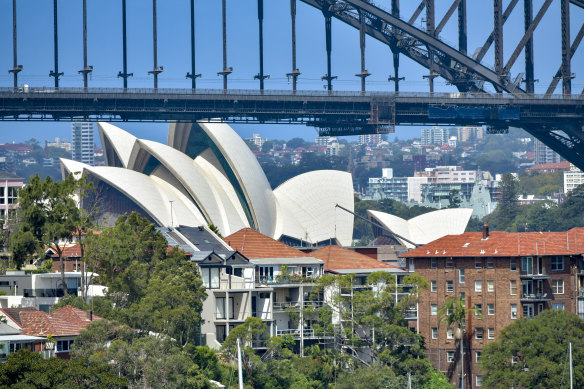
[482,222,489,240]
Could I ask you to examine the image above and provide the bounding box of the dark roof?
[0,170,22,180]
[175,226,227,252]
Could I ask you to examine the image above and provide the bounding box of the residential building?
[534,138,562,165]
[421,126,448,146]
[315,136,336,146]
[246,133,267,149]
[45,137,71,152]
[0,271,97,312]
[0,143,33,156]
[401,226,584,388]
[326,138,344,156]
[72,120,94,166]
[0,170,23,219]
[358,134,382,146]
[0,317,46,362]
[526,161,571,174]
[564,164,584,194]
[8,305,101,359]
[457,126,483,143]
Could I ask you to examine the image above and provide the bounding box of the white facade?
[72,121,94,166]
[358,134,382,145]
[61,122,354,246]
[421,126,448,146]
[564,164,584,194]
[368,208,473,249]
[246,133,267,149]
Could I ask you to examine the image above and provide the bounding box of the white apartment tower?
[72,121,95,166]
[358,134,382,146]
[421,126,448,146]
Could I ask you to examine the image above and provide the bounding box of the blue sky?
[0,1,582,145]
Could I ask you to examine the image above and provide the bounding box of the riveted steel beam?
[435,0,461,37]
[475,0,519,63]
[545,23,584,96]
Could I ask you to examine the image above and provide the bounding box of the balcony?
[519,271,550,280]
[273,301,301,311]
[22,288,79,298]
[520,292,551,302]
[403,309,418,320]
[276,328,334,339]
[578,288,584,298]
[256,275,317,286]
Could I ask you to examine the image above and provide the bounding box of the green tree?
[11,174,93,294]
[50,295,90,311]
[480,310,584,388]
[0,349,127,388]
[438,296,481,388]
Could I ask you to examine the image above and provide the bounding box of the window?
[510,259,517,271]
[488,304,495,315]
[475,258,482,268]
[447,328,454,339]
[475,280,482,292]
[510,280,517,295]
[409,258,415,272]
[511,304,517,319]
[431,304,438,316]
[201,267,220,289]
[553,302,565,310]
[431,258,437,269]
[487,258,494,268]
[475,327,484,340]
[432,328,438,339]
[431,280,437,292]
[56,340,74,352]
[7,187,17,204]
[475,304,482,316]
[552,279,564,294]
[459,269,465,283]
[476,351,482,362]
[215,297,234,319]
[523,304,534,317]
[446,258,454,268]
[460,292,465,305]
[551,256,564,271]
[258,266,274,282]
[476,375,483,387]
[447,351,455,363]
[446,280,454,293]
[488,328,495,340]
[484,276,496,291]
[522,256,533,275]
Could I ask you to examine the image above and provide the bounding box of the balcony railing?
[520,292,551,301]
[403,309,418,319]
[22,288,79,298]
[273,301,301,311]
[276,328,334,339]
[519,271,550,279]
[256,275,318,285]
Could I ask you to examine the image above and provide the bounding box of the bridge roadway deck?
[0,87,582,135]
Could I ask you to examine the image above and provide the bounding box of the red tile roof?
[311,245,399,272]
[527,161,571,172]
[48,244,83,258]
[0,307,38,328]
[224,228,308,258]
[20,305,101,337]
[401,227,584,258]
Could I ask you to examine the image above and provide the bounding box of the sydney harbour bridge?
[0,1,583,168]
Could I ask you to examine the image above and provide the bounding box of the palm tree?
[438,296,481,389]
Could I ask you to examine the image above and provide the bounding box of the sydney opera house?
[60,122,354,247]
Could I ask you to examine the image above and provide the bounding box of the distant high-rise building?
[457,126,483,143]
[315,136,333,146]
[421,126,448,146]
[72,121,94,166]
[358,134,382,146]
[246,133,267,149]
[534,138,562,165]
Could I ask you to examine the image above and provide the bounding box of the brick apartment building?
[401,225,584,388]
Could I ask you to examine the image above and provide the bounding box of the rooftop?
[225,228,308,259]
[0,170,23,180]
[19,305,101,337]
[401,227,584,258]
[311,245,401,273]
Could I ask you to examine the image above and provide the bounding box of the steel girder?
[300,0,527,95]
[523,123,584,171]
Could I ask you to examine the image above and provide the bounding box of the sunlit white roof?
[274,170,354,246]
[368,208,473,248]
[98,122,137,168]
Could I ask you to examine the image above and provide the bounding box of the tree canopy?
[480,310,584,388]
